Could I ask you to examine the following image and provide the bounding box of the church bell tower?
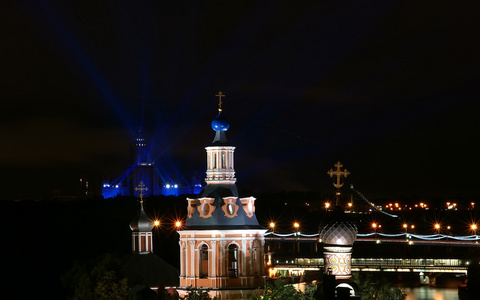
[177,92,266,299]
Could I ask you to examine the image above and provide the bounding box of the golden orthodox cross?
[216,91,225,112]
[327,161,350,189]
[135,181,148,204]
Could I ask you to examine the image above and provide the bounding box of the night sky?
[2,2,479,200]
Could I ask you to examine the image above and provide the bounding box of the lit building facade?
[177,97,266,299]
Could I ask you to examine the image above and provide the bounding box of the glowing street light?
[294,222,300,229]
[269,222,275,231]
[434,223,441,234]
[154,220,160,227]
[371,222,378,239]
[325,202,331,210]
[175,220,182,228]
[471,224,477,235]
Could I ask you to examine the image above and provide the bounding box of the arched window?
[228,244,238,278]
[200,244,209,278]
[252,240,261,276]
[221,152,226,168]
[213,153,217,169]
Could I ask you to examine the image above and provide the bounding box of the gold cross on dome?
[216,91,225,112]
[135,181,148,203]
[327,161,350,189]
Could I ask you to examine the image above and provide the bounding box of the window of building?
[200,244,209,278]
[228,244,238,278]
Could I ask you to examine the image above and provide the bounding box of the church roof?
[184,184,263,229]
[210,112,230,146]
[123,252,179,287]
[129,201,154,232]
[319,207,357,246]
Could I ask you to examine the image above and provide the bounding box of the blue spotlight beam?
[32,2,137,138]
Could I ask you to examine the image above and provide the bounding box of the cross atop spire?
[216,91,225,112]
[328,161,350,189]
[135,181,148,204]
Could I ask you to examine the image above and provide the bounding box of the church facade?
[177,93,266,299]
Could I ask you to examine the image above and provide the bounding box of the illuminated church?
[177,93,267,299]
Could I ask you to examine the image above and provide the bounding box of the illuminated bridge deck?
[271,258,469,274]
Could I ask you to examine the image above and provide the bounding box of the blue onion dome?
[319,207,357,246]
[211,112,230,131]
[130,204,154,232]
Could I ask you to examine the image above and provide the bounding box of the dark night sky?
[1,1,479,200]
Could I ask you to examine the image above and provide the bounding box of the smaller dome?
[319,208,357,246]
[130,205,154,232]
[211,113,230,131]
[320,221,357,246]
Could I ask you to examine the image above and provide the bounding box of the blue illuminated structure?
[102,131,202,198]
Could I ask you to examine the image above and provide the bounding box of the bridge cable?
[350,184,398,218]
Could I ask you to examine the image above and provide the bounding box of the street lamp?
[269,222,275,231]
[434,223,441,234]
[293,222,300,252]
[472,224,479,243]
[372,222,378,240]
[175,220,182,228]
[325,202,331,210]
[471,224,477,235]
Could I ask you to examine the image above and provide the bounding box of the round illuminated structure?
[211,112,230,131]
[129,203,154,233]
[319,207,359,298]
[319,207,357,279]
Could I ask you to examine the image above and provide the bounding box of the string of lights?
[264,231,480,241]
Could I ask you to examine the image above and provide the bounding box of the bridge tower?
[177,93,266,299]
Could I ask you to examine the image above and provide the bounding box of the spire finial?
[327,161,350,189]
[216,91,225,112]
[135,181,148,205]
[327,161,350,206]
